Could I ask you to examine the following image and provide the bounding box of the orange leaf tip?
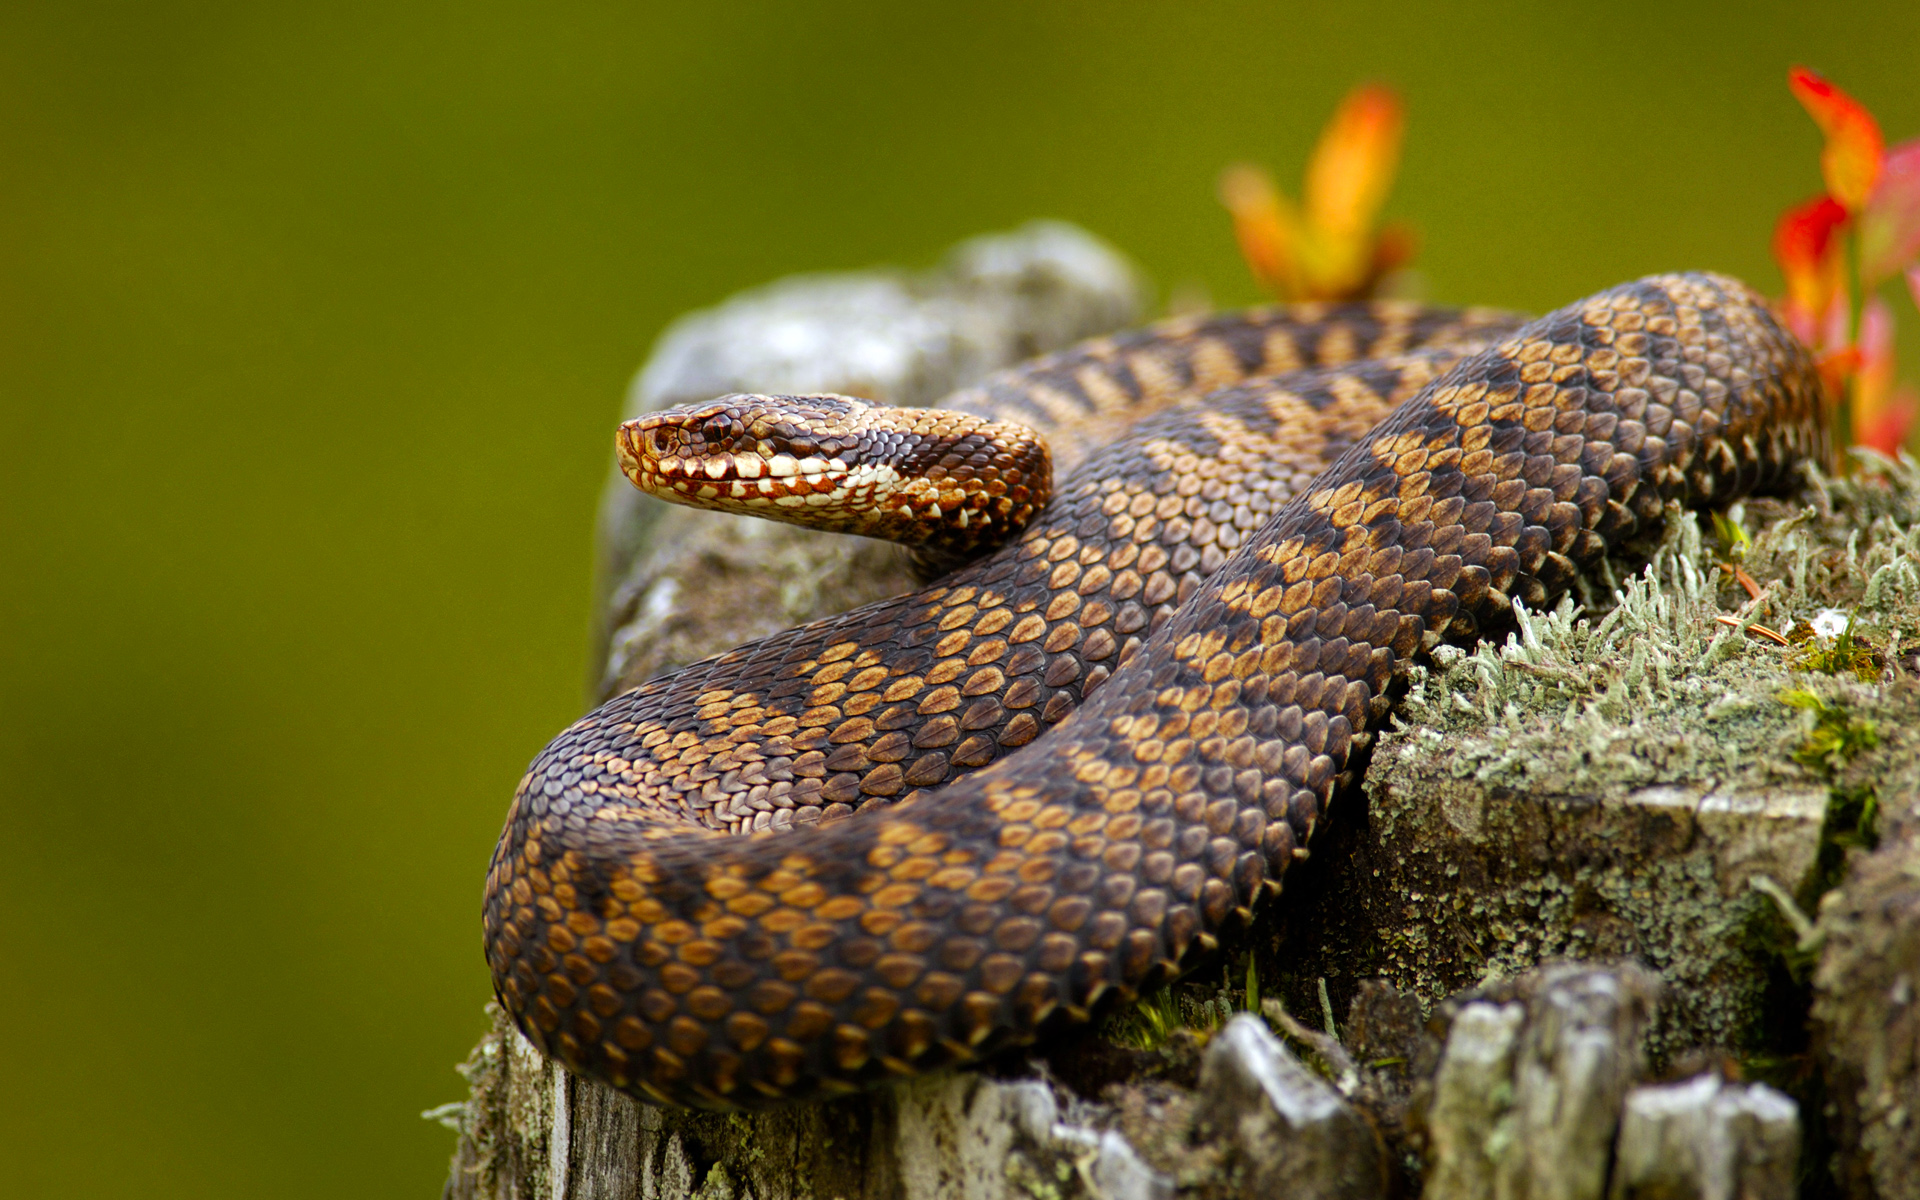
[1789,66,1885,212]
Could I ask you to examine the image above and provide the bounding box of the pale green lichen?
[1344,456,1920,1061]
[1390,455,1920,797]
[1389,507,1804,796]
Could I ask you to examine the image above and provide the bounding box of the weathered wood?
[1815,704,1920,1200]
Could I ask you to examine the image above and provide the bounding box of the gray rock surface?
[441,1005,1170,1200]
[1421,998,1527,1200]
[1195,1015,1387,1200]
[1420,964,1661,1200]
[1608,1073,1799,1200]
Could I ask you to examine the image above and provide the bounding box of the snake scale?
[485,273,1825,1109]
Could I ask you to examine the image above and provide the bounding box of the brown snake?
[485,274,1825,1109]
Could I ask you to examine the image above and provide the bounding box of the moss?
[1102,986,1191,1051]
[1781,690,1880,774]
[689,1162,739,1200]
[1788,611,1887,680]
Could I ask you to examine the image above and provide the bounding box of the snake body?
[486,274,1825,1109]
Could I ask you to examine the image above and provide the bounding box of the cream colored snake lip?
[617,392,1053,571]
[485,275,1825,1109]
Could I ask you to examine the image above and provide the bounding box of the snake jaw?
[618,409,902,515]
[617,392,1052,565]
[618,394,877,493]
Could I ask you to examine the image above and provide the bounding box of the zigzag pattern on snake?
[484,274,1825,1109]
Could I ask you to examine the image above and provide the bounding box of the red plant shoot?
[1774,67,1920,461]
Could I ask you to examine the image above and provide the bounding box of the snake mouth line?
[615,401,1046,536]
[617,421,903,509]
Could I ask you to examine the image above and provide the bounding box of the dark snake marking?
[485,275,1825,1108]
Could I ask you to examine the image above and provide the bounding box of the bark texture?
[1814,712,1920,1200]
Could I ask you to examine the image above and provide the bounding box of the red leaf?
[1772,194,1849,342]
[1219,164,1302,298]
[1856,389,1915,457]
[1305,84,1405,243]
[1861,139,1920,286]
[1853,297,1914,456]
[1789,66,1886,212]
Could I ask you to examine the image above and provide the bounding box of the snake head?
[618,393,882,493]
[617,393,1051,570]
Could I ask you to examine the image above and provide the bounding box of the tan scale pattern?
[485,276,1825,1110]
[942,299,1522,474]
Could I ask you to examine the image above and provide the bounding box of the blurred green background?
[3,1,1916,1195]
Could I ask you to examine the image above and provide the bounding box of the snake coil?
[486,274,1824,1108]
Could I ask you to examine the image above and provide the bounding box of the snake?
[485,273,1825,1110]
